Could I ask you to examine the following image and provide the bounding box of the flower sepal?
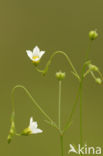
[21,128,32,136]
[32,60,40,66]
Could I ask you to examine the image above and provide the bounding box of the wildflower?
[26,46,45,65]
[22,117,43,136]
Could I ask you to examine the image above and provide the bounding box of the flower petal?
[29,117,33,127]
[26,50,33,60]
[33,46,40,56]
[32,122,38,129]
[39,51,45,58]
[32,128,43,134]
[29,117,42,134]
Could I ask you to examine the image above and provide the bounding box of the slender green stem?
[60,135,64,156]
[63,41,93,134]
[11,85,58,129]
[58,80,64,156]
[35,51,80,80]
[97,70,103,80]
[85,40,92,61]
[58,81,62,130]
[79,62,87,147]
[79,80,83,147]
[90,71,97,80]
[63,85,81,133]
[83,68,91,77]
[63,40,92,133]
[79,39,93,147]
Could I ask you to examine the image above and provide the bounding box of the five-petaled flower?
[26,46,45,65]
[22,117,43,136]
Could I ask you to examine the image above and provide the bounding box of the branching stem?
[35,51,80,80]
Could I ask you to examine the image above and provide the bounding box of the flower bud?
[7,121,15,144]
[56,71,65,81]
[89,30,98,40]
[7,112,16,144]
[88,64,98,72]
[96,78,102,84]
[7,134,12,144]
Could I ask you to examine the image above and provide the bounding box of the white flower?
[26,46,45,65]
[21,117,43,136]
[29,117,43,134]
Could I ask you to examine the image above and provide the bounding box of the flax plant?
[7,30,103,156]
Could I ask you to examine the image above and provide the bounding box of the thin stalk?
[11,85,58,129]
[83,68,91,77]
[60,41,92,134]
[58,81,62,130]
[79,40,93,147]
[35,51,80,80]
[63,85,81,133]
[79,80,83,147]
[97,70,103,80]
[63,40,92,135]
[60,135,64,156]
[58,80,64,156]
[79,63,87,147]
[85,40,92,61]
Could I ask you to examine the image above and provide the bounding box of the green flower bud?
[7,121,15,144]
[88,64,98,71]
[7,134,12,144]
[96,78,102,84]
[89,30,98,40]
[7,112,16,144]
[56,71,65,81]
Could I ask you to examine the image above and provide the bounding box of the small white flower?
[21,117,43,136]
[29,117,43,134]
[26,46,45,65]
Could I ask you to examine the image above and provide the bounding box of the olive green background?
[0,0,103,155]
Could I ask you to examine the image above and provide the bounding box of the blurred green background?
[0,0,103,155]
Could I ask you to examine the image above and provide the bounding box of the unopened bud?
[7,121,15,144]
[89,30,98,40]
[7,134,12,144]
[7,112,16,144]
[96,78,102,84]
[56,71,65,81]
[88,64,98,71]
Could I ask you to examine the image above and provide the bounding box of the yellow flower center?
[32,56,39,61]
[32,56,40,66]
